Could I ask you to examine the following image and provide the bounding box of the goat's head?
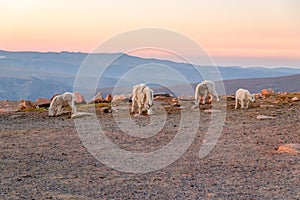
[48,108,55,117]
[250,94,256,103]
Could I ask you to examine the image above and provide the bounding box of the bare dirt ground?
[0,96,299,199]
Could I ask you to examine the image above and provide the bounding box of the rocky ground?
[0,93,299,199]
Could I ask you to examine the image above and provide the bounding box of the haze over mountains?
[1,50,300,101]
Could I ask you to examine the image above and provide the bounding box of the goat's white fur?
[195,80,219,105]
[131,84,154,115]
[48,92,77,116]
[235,88,255,109]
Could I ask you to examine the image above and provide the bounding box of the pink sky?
[1,0,300,68]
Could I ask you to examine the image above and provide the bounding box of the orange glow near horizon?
[1,0,300,67]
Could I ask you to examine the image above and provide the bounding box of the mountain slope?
[1,50,300,100]
[0,77,71,101]
[223,73,300,95]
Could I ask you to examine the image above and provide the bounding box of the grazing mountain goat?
[131,84,154,115]
[235,88,255,109]
[195,80,219,105]
[48,92,77,116]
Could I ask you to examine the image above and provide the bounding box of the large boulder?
[88,92,105,104]
[112,94,131,102]
[261,88,275,95]
[105,94,113,102]
[73,92,86,104]
[35,98,51,107]
[19,100,37,110]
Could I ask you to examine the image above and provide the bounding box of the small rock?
[172,103,180,107]
[204,109,222,113]
[71,112,93,118]
[9,114,23,119]
[291,96,300,102]
[260,105,276,108]
[276,144,300,154]
[272,100,281,104]
[100,107,111,113]
[256,115,275,120]
[207,193,216,198]
[178,96,194,101]
[277,92,288,96]
[0,108,20,113]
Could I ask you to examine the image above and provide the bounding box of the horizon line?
[0,48,299,69]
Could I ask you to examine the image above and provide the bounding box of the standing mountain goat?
[195,80,219,105]
[48,92,77,116]
[131,84,154,115]
[235,88,255,109]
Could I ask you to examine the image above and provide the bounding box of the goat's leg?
[235,98,238,109]
[57,105,63,115]
[246,100,249,108]
[241,99,245,109]
[131,99,136,113]
[214,92,220,102]
[137,101,142,115]
[202,91,208,104]
[68,100,77,113]
[72,100,77,113]
[72,104,77,113]
[194,91,199,105]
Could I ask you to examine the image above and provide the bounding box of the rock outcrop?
[112,94,131,102]
[73,92,86,104]
[261,88,275,96]
[88,92,105,104]
[105,94,113,102]
[19,100,37,110]
[35,98,51,107]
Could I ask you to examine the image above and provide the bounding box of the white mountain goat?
[48,92,77,116]
[195,80,219,105]
[131,84,154,115]
[235,88,255,109]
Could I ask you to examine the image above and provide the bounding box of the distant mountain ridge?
[223,73,300,95]
[0,50,299,100]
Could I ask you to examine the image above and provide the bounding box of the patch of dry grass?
[20,107,47,112]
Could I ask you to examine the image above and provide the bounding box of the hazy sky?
[1,0,300,68]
